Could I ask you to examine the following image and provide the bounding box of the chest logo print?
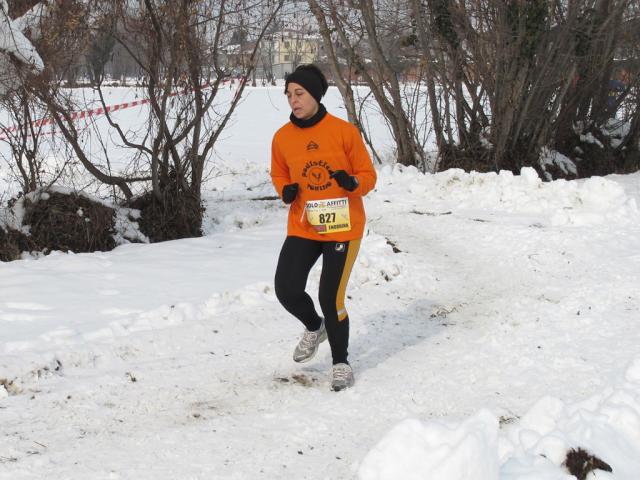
[302,159,333,191]
[307,141,319,151]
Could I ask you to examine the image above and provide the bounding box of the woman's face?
[286,82,319,120]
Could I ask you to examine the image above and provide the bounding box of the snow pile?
[202,157,279,233]
[296,231,405,291]
[207,157,272,193]
[500,358,640,480]
[202,231,404,316]
[376,165,639,226]
[358,410,499,480]
[201,282,275,316]
[215,204,276,232]
[93,301,200,340]
[1,186,147,248]
[113,206,148,244]
[353,233,404,285]
[548,175,637,226]
[359,358,640,480]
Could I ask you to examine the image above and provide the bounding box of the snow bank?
[0,186,147,246]
[202,231,404,317]
[376,165,639,227]
[358,410,499,480]
[0,228,404,383]
[202,282,275,316]
[358,358,640,480]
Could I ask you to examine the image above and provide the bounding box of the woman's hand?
[282,183,299,204]
[330,170,358,192]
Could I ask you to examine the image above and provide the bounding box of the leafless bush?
[13,0,283,239]
[413,0,639,177]
[22,190,117,253]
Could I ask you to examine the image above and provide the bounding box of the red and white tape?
[0,78,246,140]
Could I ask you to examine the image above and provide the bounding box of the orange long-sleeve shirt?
[271,113,377,242]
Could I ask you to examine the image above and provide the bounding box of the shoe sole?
[293,331,327,363]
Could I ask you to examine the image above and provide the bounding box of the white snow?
[358,410,499,480]
[580,132,605,149]
[539,147,578,180]
[359,359,640,480]
[0,0,44,96]
[1,87,640,479]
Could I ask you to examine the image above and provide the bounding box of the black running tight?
[274,236,361,365]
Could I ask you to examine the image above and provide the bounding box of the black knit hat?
[284,64,329,104]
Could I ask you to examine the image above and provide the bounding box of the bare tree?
[18,0,283,239]
[308,0,359,124]
[308,0,428,168]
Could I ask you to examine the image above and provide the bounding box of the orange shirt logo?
[302,159,332,191]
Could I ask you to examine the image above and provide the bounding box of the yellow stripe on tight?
[336,239,361,322]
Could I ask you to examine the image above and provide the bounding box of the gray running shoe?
[330,363,354,391]
[293,320,327,363]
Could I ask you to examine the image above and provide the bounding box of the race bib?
[305,197,351,234]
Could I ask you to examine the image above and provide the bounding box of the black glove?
[330,170,358,192]
[282,183,299,204]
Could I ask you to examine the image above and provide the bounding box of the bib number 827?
[318,212,336,224]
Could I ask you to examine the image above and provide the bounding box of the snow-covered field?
[1,87,640,479]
